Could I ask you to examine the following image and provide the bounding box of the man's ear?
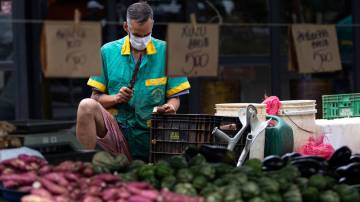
[123,21,129,33]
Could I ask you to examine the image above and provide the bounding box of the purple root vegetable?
[39,178,67,195]
[31,188,53,198]
[126,182,151,190]
[102,188,119,201]
[44,172,69,186]
[116,199,126,202]
[54,195,71,202]
[92,174,120,183]
[39,165,53,175]
[82,166,94,177]
[21,195,52,202]
[3,180,19,189]
[54,161,76,172]
[1,172,37,185]
[82,195,103,202]
[138,190,159,201]
[128,195,154,202]
[69,189,81,201]
[2,167,15,175]
[88,186,103,196]
[63,173,80,182]
[117,188,130,199]
[160,190,204,202]
[8,159,27,171]
[0,164,5,172]
[17,186,33,193]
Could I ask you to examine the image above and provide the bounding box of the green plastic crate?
[322,93,360,119]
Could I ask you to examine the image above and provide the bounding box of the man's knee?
[78,98,100,116]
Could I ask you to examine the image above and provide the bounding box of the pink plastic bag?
[262,96,281,115]
[297,135,335,159]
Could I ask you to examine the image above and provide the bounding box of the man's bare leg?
[76,98,107,149]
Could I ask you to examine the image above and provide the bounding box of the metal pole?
[13,0,29,119]
[352,0,360,91]
[269,0,282,97]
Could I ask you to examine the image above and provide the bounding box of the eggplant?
[262,155,285,171]
[328,146,352,168]
[339,177,360,185]
[291,159,322,177]
[335,162,360,178]
[184,145,200,162]
[350,154,360,163]
[351,184,360,191]
[281,152,301,163]
[199,144,235,165]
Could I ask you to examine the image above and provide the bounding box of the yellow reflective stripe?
[145,77,167,86]
[166,81,191,97]
[87,79,106,92]
[121,36,131,55]
[146,40,157,55]
[121,35,157,55]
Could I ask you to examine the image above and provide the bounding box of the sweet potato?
[63,172,80,182]
[18,155,47,166]
[126,182,151,190]
[1,167,15,175]
[82,196,103,202]
[92,174,119,183]
[69,189,81,201]
[39,178,67,195]
[0,172,37,185]
[102,188,119,201]
[117,188,130,199]
[88,186,103,196]
[138,190,159,201]
[0,164,5,172]
[8,159,27,171]
[21,195,52,202]
[44,172,69,186]
[31,188,53,198]
[3,180,20,189]
[39,165,53,175]
[83,166,94,177]
[54,161,75,172]
[17,186,33,192]
[128,195,153,202]
[54,195,70,202]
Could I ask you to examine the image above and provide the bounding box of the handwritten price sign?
[42,21,101,78]
[167,23,219,77]
[291,24,342,73]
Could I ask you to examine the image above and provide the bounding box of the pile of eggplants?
[262,146,360,189]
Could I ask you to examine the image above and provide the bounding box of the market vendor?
[76,2,190,161]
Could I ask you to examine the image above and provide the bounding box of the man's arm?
[91,87,133,109]
[155,97,180,114]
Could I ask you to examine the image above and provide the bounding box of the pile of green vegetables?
[92,146,360,202]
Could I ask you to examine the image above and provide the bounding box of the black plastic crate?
[150,114,245,162]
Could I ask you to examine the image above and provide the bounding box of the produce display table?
[316,117,360,153]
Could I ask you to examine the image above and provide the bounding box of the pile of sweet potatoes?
[0,155,203,202]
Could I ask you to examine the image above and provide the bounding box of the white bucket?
[214,103,267,159]
[278,100,317,151]
[215,103,267,119]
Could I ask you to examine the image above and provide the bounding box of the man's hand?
[154,103,176,114]
[113,87,133,104]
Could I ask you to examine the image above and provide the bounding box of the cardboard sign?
[167,23,219,77]
[290,24,342,73]
[42,21,101,78]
